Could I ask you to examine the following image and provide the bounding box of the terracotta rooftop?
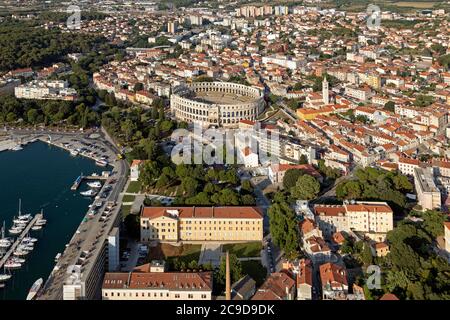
[103,271,213,291]
[141,206,264,220]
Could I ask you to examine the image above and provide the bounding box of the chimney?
[225,251,231,300]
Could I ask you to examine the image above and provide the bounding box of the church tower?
[322,76,329,105]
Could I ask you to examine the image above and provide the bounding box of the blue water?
[0,141,104,300]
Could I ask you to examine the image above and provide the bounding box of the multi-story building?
[102,265,213,300]
[320,262,348,300]
[398,157,420,176]
[445,222,450,258]
[15,80,77,101]
[314,201,393,241]
[296,259,313,300]
[413,167,441,211]
[140,206,264,243]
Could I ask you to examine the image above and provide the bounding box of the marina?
[0,213,43,271]
[0,140,107,299]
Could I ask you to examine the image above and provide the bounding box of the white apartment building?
[15,80,77,101]
[413,167,441,211]
[344,85,372,101]
[262,55,301,70]
[314,201,393,241]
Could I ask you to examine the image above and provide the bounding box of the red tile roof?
[320,262,348,289]
[252,272,295,300]
[103,271,213,291]
[141,206,264,220]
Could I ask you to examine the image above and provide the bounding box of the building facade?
[102,270,213,300]
[314,201,393,241]
[140,206,264,243]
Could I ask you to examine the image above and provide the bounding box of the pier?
[0,213,43,270]
[70,174,109,191]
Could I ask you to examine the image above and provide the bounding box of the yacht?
[0,222,11,248]
[9,227,23,235]
[11,144,23,151]
[26,278,43,300]
[23,236,37,243]
[0,274,12,282]
[4,260,21,270]
[80,189,97,197]
[35,219,47,226]
[11,257,25,264]
[0,238,12,249]
[13,249,29,257]
[95,159,108,167]
[87,181,102,189]
[31,225,42,231]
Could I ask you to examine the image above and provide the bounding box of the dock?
[0,213,43,270]
[70,174,109,191]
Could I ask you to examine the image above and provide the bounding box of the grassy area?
[126,180,142,193]
[122,195,136,203]
[148,243,202,266]
[241,260,267,286]
[222,242,262,258]
[121,205,132,219]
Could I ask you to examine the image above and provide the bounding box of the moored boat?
[95,159,108,167]
[80,189,97,197]
[4,260,21,270]
[87,181,102,188]
[26,278,43,300]
[0,274,12,282]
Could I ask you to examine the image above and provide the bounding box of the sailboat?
[0,222,12,249]
[16,199,31,221]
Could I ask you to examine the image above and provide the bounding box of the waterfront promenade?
[28,128,128,300]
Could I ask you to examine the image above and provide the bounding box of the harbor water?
[0,140,105,300]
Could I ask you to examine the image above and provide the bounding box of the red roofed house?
[102,264,213,300]
[252,272,296,300]
[130,160,144,181]
[297,259,313,300]
[314,201,393,241]
[380,293,399,300]
[140,206,264,242]
[320,262,348,300]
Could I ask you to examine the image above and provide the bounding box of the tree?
[268,201,299,258]
[181,177,198,197]
[299,154,308,165]
[134,82,144,91]
[361,242,373,266]
[215,254,242,295]
[384,101,395,112]
[156,173,170,188]
[241,194,256,205]
[290,175,320,200]
[282,169,304,190]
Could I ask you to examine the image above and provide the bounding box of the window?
[188,294,194,299]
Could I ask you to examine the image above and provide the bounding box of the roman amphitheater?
[170,81,265,128]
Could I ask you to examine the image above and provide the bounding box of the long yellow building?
[140,206,264,242]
